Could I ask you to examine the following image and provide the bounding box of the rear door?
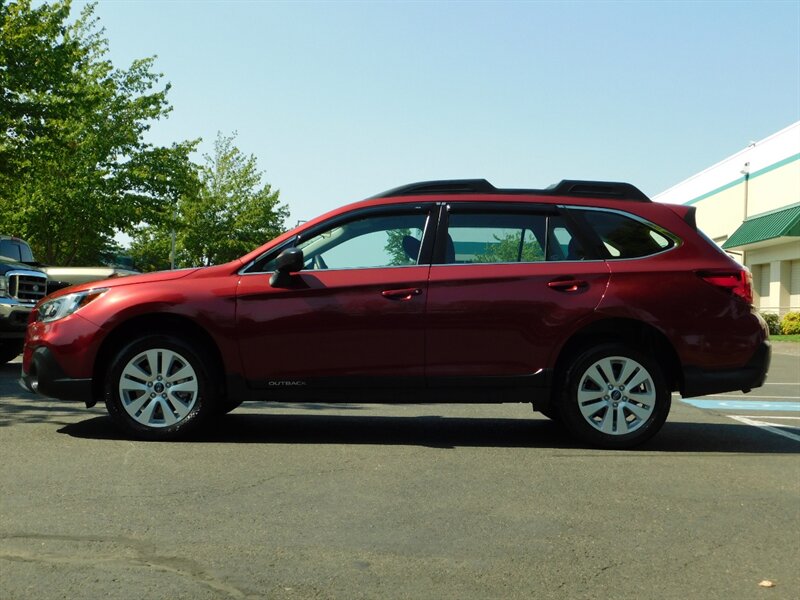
[425,203,610,381]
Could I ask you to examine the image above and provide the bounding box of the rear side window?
[444,211,586,264]
[575,210,675,259]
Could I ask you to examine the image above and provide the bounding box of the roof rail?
[369,179,498,198]
[371,179,651,202]
[547,180,651,202]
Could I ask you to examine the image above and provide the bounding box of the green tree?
[384,227,424,266]
[129,132,288,269]
[474,231,544,263]
[0,0,196,264]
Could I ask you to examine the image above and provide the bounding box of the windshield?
[0,239,34,262]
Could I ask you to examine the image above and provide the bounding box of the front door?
[236,207,434,389]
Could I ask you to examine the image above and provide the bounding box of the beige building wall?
[654,122,800,315]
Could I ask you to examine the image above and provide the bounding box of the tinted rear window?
[445,212,586,263]
[575,210,675,259]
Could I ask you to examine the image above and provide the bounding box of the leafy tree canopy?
[0,0,197,265]
[474,230,544,263]
[129,132,288,270]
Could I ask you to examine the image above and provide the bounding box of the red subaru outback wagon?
[20,179,770,448]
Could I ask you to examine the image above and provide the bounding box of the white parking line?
[713,395,799,399]
[729,415,800,442]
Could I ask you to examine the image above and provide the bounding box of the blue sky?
[89,0,800,224]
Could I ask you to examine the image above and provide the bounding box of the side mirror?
[270,247,304,287]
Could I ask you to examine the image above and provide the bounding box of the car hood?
[45,267,203,298]
[0,258,45,276]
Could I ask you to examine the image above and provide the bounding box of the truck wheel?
[104,334,218,440]
[0,341,23,365]
[559,343,670,449]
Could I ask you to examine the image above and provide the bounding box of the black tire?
[537,403,563,424]
[558,343,670,449]
[0,340,24,365]
[104,334,218,440]
[214,397,244,416]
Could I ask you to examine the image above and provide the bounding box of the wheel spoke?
[613,407,629,434]
[624,401,652,421]
[626,369,652,393]
[121,362,149,385]
[599,408,617,434]
[167,364,195,384]
[138,396,160,424]
[157,399,178,426]
[627,389,655,406]
[585,364,609,390]
[617,360,639,387]
[120,379,148,394]
[168,391,193,411]
[123,393,150,415]
[578,388,605,405]
[144,350,161,378]
[169,380,198,395]
[579,397,607,421]
[596,358,616,384]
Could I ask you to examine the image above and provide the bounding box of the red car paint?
[20,180,770,446]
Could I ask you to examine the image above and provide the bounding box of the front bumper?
[20,345,94,405]
[682,341,771,398]
[0,300,34,339]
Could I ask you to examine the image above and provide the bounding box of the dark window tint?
[577,210,674,259]
[445,212,585,264]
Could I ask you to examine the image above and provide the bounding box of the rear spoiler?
[665,204,697,229]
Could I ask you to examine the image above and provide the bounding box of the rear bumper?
[20,345,94,405]
[682,341,771,398]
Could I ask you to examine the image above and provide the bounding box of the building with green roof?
[655,122,800,316]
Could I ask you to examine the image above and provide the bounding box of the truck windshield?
[0,240,34,262]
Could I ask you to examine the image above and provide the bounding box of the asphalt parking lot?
[1,346,798,600]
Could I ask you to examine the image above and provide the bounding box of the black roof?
[370,179,651,203]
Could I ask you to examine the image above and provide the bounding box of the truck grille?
[8,272,48,302]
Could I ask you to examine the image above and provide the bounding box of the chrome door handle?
[381,288,423,301]
[547,279,588,292]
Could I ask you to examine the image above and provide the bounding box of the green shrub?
[780,311,800,335]
[761,313,782,336]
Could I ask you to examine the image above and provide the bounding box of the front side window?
[253,212,429,273]
[444,211,584,264]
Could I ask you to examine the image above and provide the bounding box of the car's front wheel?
[104,334,217,440]
[559,343,670,449]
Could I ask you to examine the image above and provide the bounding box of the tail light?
[698,269,753,304]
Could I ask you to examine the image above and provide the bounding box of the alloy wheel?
[576,355,657,436]
[117,348,199,428]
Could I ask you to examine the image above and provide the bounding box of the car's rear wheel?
[559,343,670,449]
[104,334,217,440]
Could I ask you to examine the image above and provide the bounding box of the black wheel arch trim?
[21,346,94,405]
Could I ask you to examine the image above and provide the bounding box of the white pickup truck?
[0,235,137,363]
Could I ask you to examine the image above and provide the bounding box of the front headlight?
[0,275,7,297]
[37,288,108,323]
